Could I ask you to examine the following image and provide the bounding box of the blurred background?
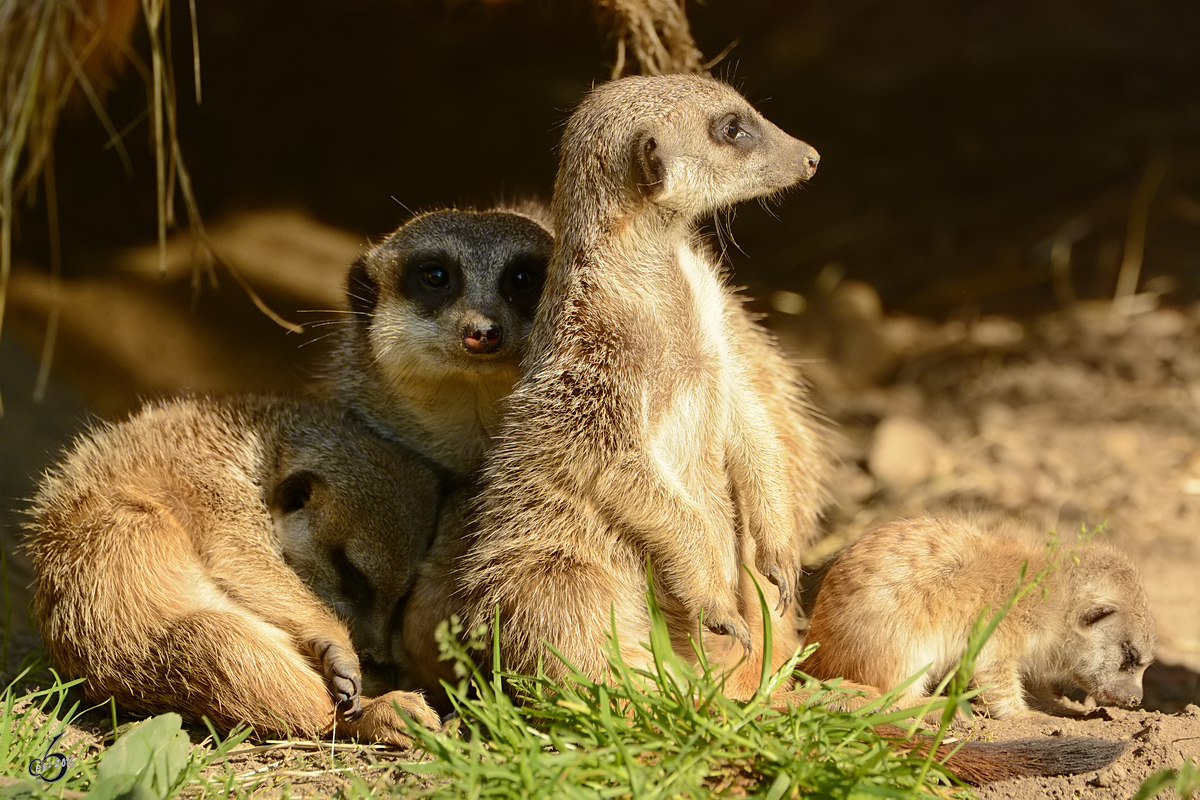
[2,0,1198,708]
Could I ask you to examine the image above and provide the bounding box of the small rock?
[867,416,944,491]
[1089,764,1127,788]
[970,315,1024,347]
[1184,704,1200,717]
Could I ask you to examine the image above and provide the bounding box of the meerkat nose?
[463,322,504,355]
[799,144,820,179]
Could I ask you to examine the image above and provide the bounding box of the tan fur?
[458,74,826,692]
[328,204,554,478]
[803,516,1156,719]
[26,395,441,743]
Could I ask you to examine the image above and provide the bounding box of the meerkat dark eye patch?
[1080,603,1119,627]
[711,113,758,149]
[1120,641,1141,671]
[400,255,460,313]
[331,547,372,608]
[500,256,548,316]
[273,471,317,515]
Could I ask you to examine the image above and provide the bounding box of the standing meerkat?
[27,395,441,744]
[328,205,554,478]
[802,516,1156,719]
[459,74,828,691]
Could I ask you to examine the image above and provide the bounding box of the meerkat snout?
[462,316,503,355]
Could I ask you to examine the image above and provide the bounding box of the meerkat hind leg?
[200,536,367,710]
[160,610,349,738]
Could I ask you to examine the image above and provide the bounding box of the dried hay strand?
[0,0,302,413]
[594,0,705,77]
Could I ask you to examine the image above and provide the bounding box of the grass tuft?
[399,581,971,799]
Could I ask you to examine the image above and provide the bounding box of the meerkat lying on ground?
[328,204,554,479]
[320,206,555,700]
[26,395,441,744]
[802,515,1156,719]
[460,73,828,692]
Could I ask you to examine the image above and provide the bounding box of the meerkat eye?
[401,257,459,312]
[1120,641,1141,671]
[420,263,450,289]
[712,113,755,147]
[500,257,548,316]
[331,547,372,609]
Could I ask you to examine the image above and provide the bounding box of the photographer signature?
[27,732,74,783]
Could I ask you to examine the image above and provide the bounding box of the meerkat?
[327,204,554,479]
[458,74,827,692]
[26,395,441,744]
[319,205,555,700]
[446,76,1127,784]
[802,516,1156,719]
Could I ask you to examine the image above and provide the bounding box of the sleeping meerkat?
[459,74,828,691]
[328,204,554,479]
[26,395,441,744]
[802,516,1156,719]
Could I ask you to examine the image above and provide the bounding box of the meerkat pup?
[802,516,1156,719]
[458,74,827,691]
[328,204,554,478]
[27,395,441,744]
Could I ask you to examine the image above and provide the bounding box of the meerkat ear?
[272,470,320,516]
[1080,603,1119,627]
[633,131,666,199]
[346,256,379,318]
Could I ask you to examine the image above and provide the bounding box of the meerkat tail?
[151,610,346,738]
[878,726,1127,785]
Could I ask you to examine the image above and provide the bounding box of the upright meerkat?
[328,205,554,478]
[27,395,441,744]
[459,74,827,692]
[802,516,1156,719]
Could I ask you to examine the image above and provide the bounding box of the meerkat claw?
[763,566,794,615]
[318,642,364,719]
[706,616,753,656]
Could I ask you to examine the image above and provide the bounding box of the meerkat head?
[1063,546,1156,708]
[345,208,553,380]
[269,421,442,694]
[556,74,819,224]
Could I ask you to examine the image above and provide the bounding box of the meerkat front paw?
[754,546,801,614]
[315,640,363,721]
[349,691,442,747]
[704,609,753,656]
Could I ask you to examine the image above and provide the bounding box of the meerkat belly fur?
[803,516,1156,719]
[27,395,441,743]
[329,204,554,478]
[460,74,828,691]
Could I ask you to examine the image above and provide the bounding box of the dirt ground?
[3,1,1200,796]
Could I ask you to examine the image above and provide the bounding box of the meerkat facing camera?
[328,204,554,479]
[802,516,1156,719]
[320,206,556,700]
[27,395,441,743]
[459,74,827,694]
